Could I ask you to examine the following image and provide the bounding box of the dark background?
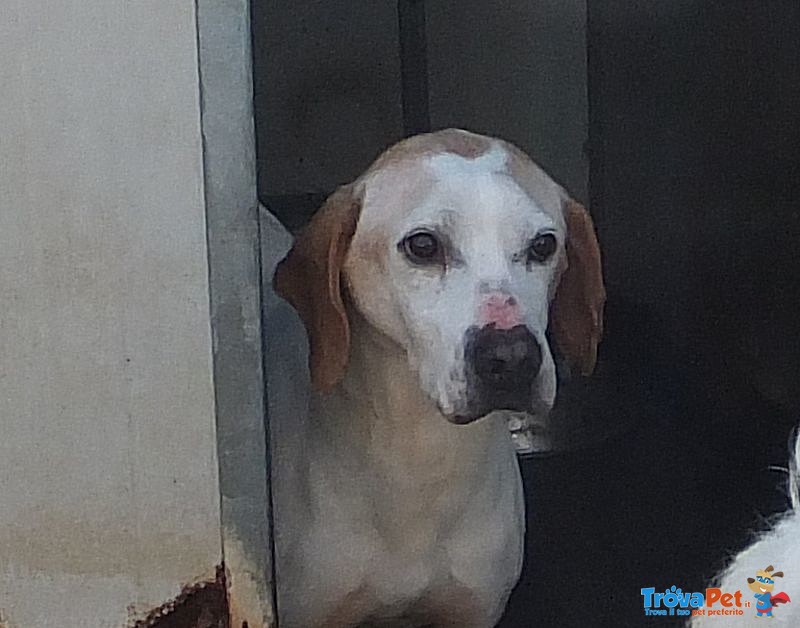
[252,2,800,626]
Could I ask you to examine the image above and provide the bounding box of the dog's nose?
[469,324,542,387]
[479,291,522,330]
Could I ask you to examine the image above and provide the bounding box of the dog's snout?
[460,324,542,420]
[470,325,542,387]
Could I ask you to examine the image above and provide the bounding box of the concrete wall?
[0,2,223,625]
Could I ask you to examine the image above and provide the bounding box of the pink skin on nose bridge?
[479,292,522,330]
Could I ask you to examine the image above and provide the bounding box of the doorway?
[253,2,800,625]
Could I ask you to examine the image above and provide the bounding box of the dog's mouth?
[448,402,553,456]
[447,410,553,456]
[449,398,533,425]
[449,385,550,423]
[448,412,484,425]
[450,380,541,426]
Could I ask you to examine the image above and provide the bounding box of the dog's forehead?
[425,142,509,180]
[357,137,565,233]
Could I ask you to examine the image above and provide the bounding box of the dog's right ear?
[747,578,755,584]
[550,199,606,376]
[273,185,361,393]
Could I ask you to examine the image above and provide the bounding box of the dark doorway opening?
[252,2,800,626]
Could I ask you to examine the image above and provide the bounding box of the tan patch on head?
[364,128,493,176]
[350,229,388,273]
[501,140,566,215]
[433,128,494,159]
[362,129,560,216]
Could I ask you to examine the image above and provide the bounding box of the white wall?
[0,1,222,625]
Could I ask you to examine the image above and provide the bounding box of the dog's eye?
[402,231,442,264]
[526,233,557,263]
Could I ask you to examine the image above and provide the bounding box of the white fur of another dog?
[692,435,800,627]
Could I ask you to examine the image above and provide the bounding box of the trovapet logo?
[642,565,792,619]
[640,586,746,618]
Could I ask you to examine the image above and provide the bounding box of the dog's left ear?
[550,199,606,376]
[273,185,361,393]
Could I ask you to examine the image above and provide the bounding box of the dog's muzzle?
[454,324,542,424]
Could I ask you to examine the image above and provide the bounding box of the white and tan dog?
[271,129,605,627]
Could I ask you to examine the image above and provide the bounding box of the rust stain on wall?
[130,565,228,628]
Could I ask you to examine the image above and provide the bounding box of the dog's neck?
[301,312,523,567]
[340,314,437,426]
[309,313,513,486]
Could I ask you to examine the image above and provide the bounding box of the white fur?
[426,143,509,179]
[269,131,572,627]
[692,434,800,627]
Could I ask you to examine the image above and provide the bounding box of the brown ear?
[550,200,606,376]
[273,185,361,392]
[748,578,755,583]
[766,565,775,572]
[772,571,784,578]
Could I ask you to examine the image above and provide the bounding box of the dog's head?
[275,129,604,424]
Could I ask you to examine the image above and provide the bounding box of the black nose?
[468,324,542,389]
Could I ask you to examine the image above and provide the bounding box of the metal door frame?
[196,0,276,625]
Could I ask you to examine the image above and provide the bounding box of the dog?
[270,129,605,627]
[692,437,800,627]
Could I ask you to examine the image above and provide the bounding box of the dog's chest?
[295,440,525,619]
[277,396,526,626]
[290,498,522,628]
